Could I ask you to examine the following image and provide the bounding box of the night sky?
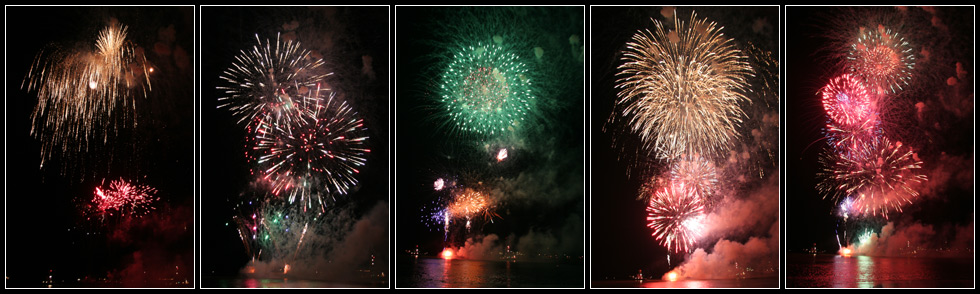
[394,5,584,266]
[199,6,389,282]
[5,6,194,287]
[786,6,974,255]
[591,6,779,281]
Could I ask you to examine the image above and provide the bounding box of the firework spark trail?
[439,42,535,136]
[645,181,706,253]
[616,11,754,160]
[249,90,370,211]
[846,24,915,95]
[817,137,927,218]
[92,177,158,217]
[23,23,152,171]
[217,33,330,128]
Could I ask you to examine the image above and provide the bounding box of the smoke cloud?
[244,201,388,284]
[667,175,779,280]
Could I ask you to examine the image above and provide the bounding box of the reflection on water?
[788,253,974,288]
[204,278,379,288]
[592,278,777,288]
[397,255,583,288]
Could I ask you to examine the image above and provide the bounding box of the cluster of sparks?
[816,22,925,220]
[616,11,753,160]
[219,33,369,211]
[616,11,759,254]
[440,42,534,136]
[22,22,153,171]
[92,178,158,217]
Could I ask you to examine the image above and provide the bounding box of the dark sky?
[394,6,585,259]
[5,6,194,287]
[591,6,779,280]
[199,6,389,278]
[785,6,974,253]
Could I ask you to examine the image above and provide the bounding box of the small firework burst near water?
[817,137,927,218]
[439,42,534,136]
[846,24,915,95]
[446,187,498,223]
[645,181,705,253]
[249,91,369,209]
[217,33,330,128]
[23,22,152,171]
[92,178,158,217]
[616,11,753,160]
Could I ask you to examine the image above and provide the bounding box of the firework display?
[846,24,915,95]
[215,29,376,275]
[91,178,158,217]
[817,138,926,217]
[616,11,753,160]
[645,182,706,253]
[217,33,330,127]
[610,9,770,258]
[249,91,370,210]
[439,42,535,136]
[22,22,152,171]
[813,20,927,220]
[218,33,369,212]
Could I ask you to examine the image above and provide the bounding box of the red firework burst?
[92,178,158,217]
[645,181,706,253]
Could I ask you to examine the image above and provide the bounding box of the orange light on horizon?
[666,271,678,282]
[441,248,454,259]
[840,248,852,257]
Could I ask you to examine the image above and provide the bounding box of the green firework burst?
[439,42,535,136]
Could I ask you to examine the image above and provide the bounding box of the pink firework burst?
[669,154,719,206]
[645,181,706,253]
[821,74,876,128]
[847,24,915,95]
[817,137,927,218]
[92,178,158,217]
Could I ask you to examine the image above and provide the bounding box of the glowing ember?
[667,271,679,281]
[441,248,454,259]
[496,148,508,162]
[434,178,445,191]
